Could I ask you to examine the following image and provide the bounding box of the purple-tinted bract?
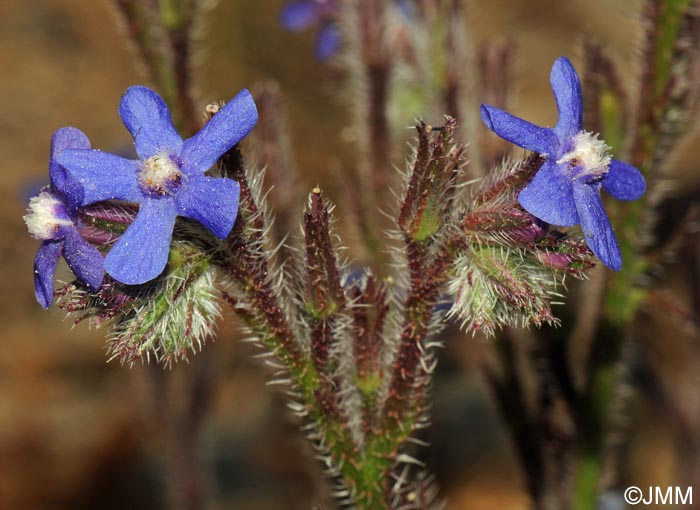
[480,56,646,270]
[57,86,258,285]
[27,128,104,308]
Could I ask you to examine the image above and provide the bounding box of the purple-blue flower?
[25,128,104,308]
[480,56,646,271]
[280,1,340,61]
[56,86,258,285]
[395,0,416,19]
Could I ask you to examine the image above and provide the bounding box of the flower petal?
[602,159,646,201]
[49,127,91,209]
[175,176,239,238]
[105,198,176,285]
[50,164,84,212]
[34,240,63,309]
[119,86,183,159]
[56,149,142,205]
[572,182,622,271]
[280,1,320,30]
[50,126,91,156]
[518,160,579,226]
[315,24,341,61]
[180,89,258,175]
[550,56,583,139]
[480,104,559,156]
[62,227,104,290]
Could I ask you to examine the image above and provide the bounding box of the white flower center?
[139,153,182,194]
[556,131,612,180]
[24,191,73,240]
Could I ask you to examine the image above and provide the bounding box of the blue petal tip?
[480,105,495,130]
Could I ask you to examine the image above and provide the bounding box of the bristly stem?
[354,121,465,505]
[303,189,346,413]
[350,275,389,435]
[214,121,469,509]
[382,247,451,426]
[305,190,346,312]
[219,147,308,377]
[218,148,380,507]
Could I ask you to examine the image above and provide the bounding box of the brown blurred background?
[2,1,699,509]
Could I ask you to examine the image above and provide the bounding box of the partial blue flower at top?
[57,86,258,285]
[24,127,104,308]
[280,1,340,61]
[480,56,646,271]
[395,0,416,19]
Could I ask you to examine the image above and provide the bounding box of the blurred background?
[2,0,699,509]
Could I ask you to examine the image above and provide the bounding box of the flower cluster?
[26,56,640,313]
[480,57,646,270]
[25,86,258,307]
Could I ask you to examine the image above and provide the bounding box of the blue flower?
[279,1,340,61]
[25,128,104,308]
[480,56,646,270]
[395,0,416,19]
[57,86,258,285]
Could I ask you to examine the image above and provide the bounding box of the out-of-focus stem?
[137,355,213,510]
[567,264,608,393]
[630,0,698,167]
[480,331,543,503]
[608,1,700,324]
[110,0,200,134]
[477,41,516,169]
[358,0,390,196]
[443,0,461,119]
[598,333,637,495]
[159,0,200,136]
[250,82,301,246]
[348,0,391,273]
[111,0,178,106]
[482,331,577,510]
[164,351,215,510]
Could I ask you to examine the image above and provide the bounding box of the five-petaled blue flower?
[280,0,340,61]
[57,86,258,285]
[25,127,104,308]
[480,56,646,271]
